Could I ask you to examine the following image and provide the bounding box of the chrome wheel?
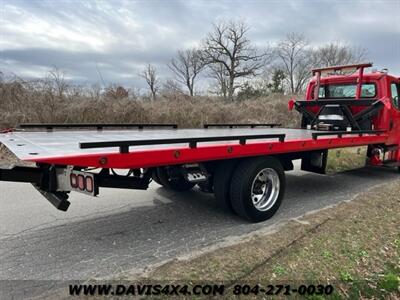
[251,168,280,211]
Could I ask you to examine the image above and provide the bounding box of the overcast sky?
[1,0,399,90]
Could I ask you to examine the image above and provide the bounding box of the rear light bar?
[69,171,97,196]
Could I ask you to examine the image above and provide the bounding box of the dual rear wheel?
[152,156,286,222]
[214,157,285,222]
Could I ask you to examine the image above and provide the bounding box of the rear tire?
[213,159,239,212]
[230,157,285,222]
[156,167,195,191]
[152,169,162,185]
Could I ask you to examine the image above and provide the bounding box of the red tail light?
[77,175,85,191]
[70,174,78,188]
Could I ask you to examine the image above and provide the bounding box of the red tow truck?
[0,63,399,222]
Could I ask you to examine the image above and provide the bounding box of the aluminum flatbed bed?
[0,127,387,169]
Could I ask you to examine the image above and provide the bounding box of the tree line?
[140,20,365,101]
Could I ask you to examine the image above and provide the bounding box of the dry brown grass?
[0,78,299,129]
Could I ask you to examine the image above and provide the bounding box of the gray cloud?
[1,0,399,89]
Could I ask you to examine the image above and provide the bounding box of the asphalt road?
[0,164,398,285]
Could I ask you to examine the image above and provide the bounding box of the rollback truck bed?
[1,63,399,222]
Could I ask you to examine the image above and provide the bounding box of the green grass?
[339,271,353,282]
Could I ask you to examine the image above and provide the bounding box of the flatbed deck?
[0,128,388,169]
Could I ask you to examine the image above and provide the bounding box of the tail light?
[69,171,97,195]
[70,174,78,188]
[77,175,85,191]
[85,176,94,193]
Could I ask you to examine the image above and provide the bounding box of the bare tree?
[276,33,313,95]
[139,64,159,100]
[202,21,271,101]
[208,63,228,98]
[315,41,366,67]
[48,67,68,98]
[277,34,368,94]
[161,79,185,97]
[168,49,204,96]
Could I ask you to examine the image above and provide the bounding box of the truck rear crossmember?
[0,165,150,211]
